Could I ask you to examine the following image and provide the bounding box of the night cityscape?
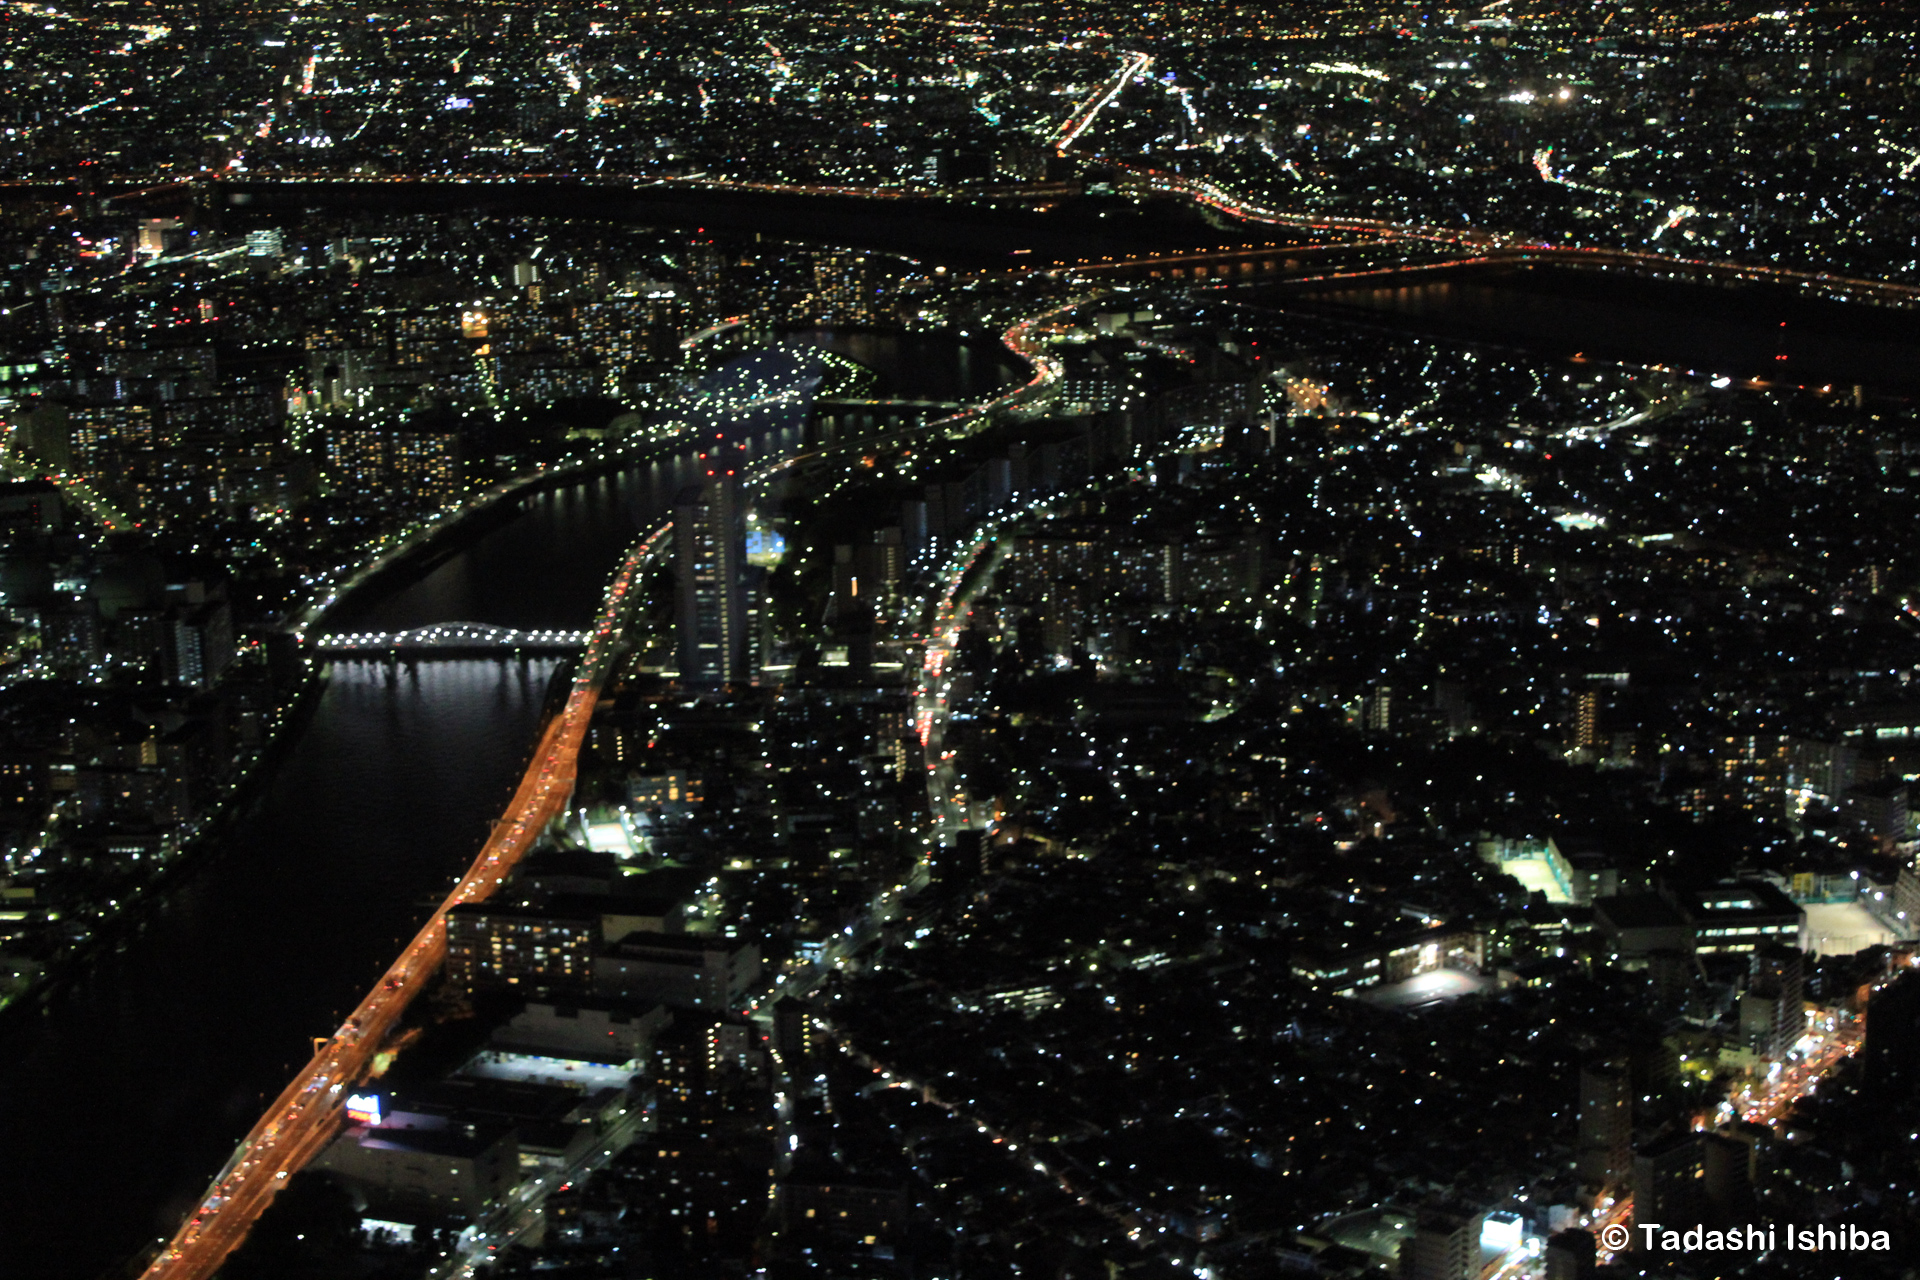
[2,2,1920,1279]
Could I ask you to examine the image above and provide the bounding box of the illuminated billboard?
[344,1092,383,1126]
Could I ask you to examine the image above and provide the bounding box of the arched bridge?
[311,623,590,657]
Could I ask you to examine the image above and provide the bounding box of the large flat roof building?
[1594,893,1691,959]
[594,932,761,1011]
[1681,881,1805,955]
[316,1120,518,1223]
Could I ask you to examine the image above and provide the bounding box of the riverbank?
[137,514,672,1280]
[288,436,665,638]
[0,430,669,1024]
[1252,261,1920,396]
[0,664,329,1026]
[3,324,870,1022]
[0,326,1027,1280]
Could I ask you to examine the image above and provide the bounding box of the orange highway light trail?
[140,523,670,1280]
[1051,50,1152,151]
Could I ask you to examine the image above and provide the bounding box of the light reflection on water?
[0,329,1022,1278]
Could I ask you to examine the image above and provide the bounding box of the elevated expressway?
[79,161,1920,311]
[1049,50,1154,153]
[1129,169,1920,309]
[135,303,1069,1279]
[138,522,669,1280]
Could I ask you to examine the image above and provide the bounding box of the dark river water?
[0,332,1021,1280]
[1270,263,1920,395]
[2,281,1886,1273]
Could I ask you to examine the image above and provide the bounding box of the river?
[1268,263,1920,395]
[0,331,1023,1280]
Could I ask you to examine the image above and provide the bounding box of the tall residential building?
[1544,1229,1596,1280]
[772,999,816,1069]
[1700,1130,1759,1222]
[1562,688,1605,758]
[388,309,465,368]
[324,418,462,506]
[1866,970,1920,1094]
[1717,733,1791,815]
[1841,776,1910,851]
[1575,1057,1632,1190]
[1573,690,1600,751]
[1632,1130,1705,1231]
[1399,1204,1484,1280]
[808,251,884,325]
[0,480,65,533]
[674,446,747,687]
[168,596,234,689]
[445,902,598,997]
[1365,686,1393,733]
[1741,944,1806,1062]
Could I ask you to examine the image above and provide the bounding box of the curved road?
[140,522,667,1280]
[136,309,1066,1278]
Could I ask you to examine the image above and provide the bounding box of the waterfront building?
[674,451,747,687]
[323,416,463,507]
[446,902,599,996]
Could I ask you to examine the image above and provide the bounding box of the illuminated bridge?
[311,623,589,656]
